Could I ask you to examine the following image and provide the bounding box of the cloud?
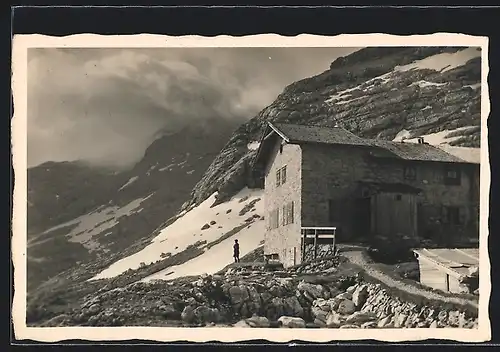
[27,47,360,169]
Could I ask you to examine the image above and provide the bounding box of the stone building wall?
[300,143,478,242]
[263,138,302,267]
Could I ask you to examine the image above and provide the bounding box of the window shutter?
[291,201,294,224]
[282,166,287,184]
[282,205,286,226]
[276,170,281,187]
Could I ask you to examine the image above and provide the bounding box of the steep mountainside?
[26,119,239,291]
[186,46,482,209]
[25,47,484,328]
[28,161,119,234]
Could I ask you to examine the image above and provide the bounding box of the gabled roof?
[270,122,371,147]
[252,122,480,171]
[368,139,469,163]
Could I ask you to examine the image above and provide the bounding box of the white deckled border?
[11,33,491,343]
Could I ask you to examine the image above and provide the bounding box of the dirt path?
[341,249,479,309]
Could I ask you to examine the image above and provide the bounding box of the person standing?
[233,239,240,263]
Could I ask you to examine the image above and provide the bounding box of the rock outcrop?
[51,258,478,328]
[186,46,481,209]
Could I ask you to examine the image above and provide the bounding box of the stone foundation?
[303,244,336,262]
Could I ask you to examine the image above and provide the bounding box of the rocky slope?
[25,46,483,328]
[186,46,482,208]
[27,119,239,291]
[36,256,478,329]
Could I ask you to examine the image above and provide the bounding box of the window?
[269,208,280,229]
[395,194,402,201]
[276,165,287,187]
[444,166,461,185]
[404,165,417,180]
[282,201,295,226]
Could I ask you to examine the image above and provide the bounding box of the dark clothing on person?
[233,243,240,263]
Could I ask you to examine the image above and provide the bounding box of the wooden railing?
[301,226,337,261]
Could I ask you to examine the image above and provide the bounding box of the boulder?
[229,285,249,308]
[345,311,377,325]
[88,303,100,315]
[326,312,345,328]
[437,310,448,323]
[297,281,324,301]
[245,314,270,328]
[247,286,262,314]
[159,304,181,320]
[377,315,393,328]
[311,306,328,324]
[266,297,285,321]
[278,316,306,328]
[313,318,327,327]
[337,299,356,315]
[233,319,251,328]
[352,284,369,309]
[447,310,460,327]
[193,306,221,324]
[394,313,408,328]
[346,285,358,294]
[181,306,196,324]
[284,296,304,317]
[334,292,353,301]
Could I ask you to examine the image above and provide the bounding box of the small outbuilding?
[412,248,479,294]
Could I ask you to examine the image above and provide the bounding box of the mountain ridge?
[184,46,481,210]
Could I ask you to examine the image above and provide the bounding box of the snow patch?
[90,187,264,280]
[119,176,139,191]
[247,141,261,151]
[143,219,265,282]
[393,129,412,142]
[42,193,154,252]
[410,80,447,88]
[146,164,158,176]
[393,126,476,145]
[325,72,392,104]
[394,48,480,73]
[465,83,481,90]
[159,163,176,172]
[186,170,195,175]
[437,145,481,164]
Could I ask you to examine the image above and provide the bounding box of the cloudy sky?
[28,47,360,169]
